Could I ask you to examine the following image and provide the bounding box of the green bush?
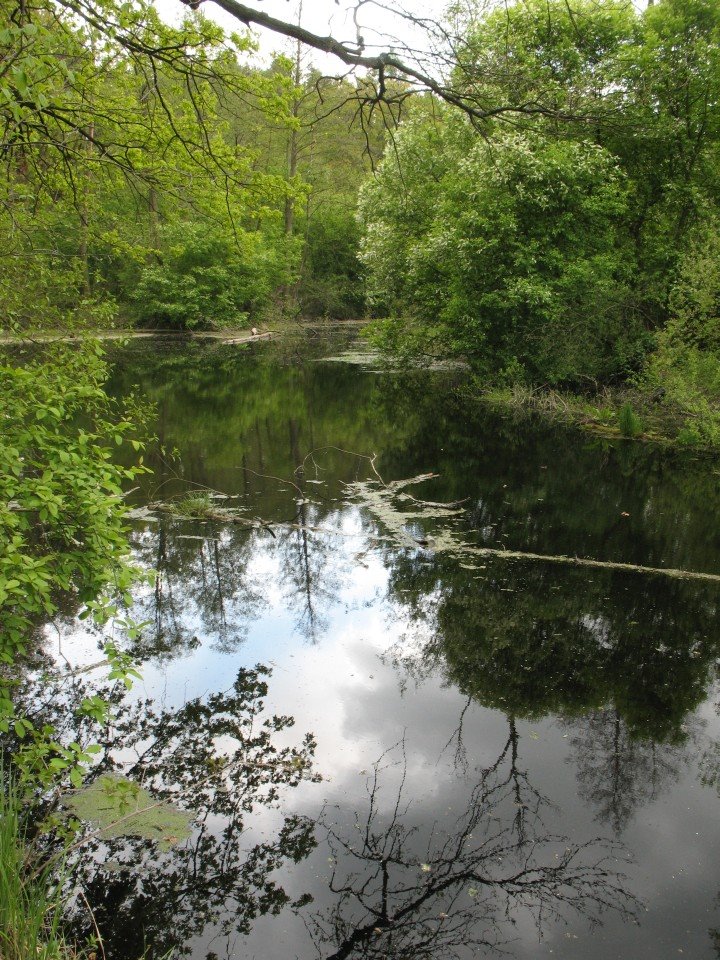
[642,337,720,446]
[299,205,366,319]
[668,219,720,350]
[641,218,720,444]
[0,342,148,756]
[133,224,298,330]
[359,125,641,383]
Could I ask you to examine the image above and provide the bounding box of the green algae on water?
[67,774,193,850]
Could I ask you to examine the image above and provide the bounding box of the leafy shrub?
[642,218,720,444]
[299,205,366,319]
[0,343,147,745]
[359,124,642,384]
[133,224,299,330]
[642,337,720,446]
[668,219,720,350]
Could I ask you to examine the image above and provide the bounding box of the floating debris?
[347,475,720,584]
[66,774,193,851]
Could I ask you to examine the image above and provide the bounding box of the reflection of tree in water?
[383,547,718,737]
[277,496,347,643]
[276,419,350,643]
[695,692,720,959]
[71,811,316,960]
[713,927,720,958]
[8,655,647,960]
[130,469,350,651]
[307,737,640,960]
[564,707,690,834]
[377,549,720,847]
[698,686,720,798]
[11,665,320,960]
[130,519,268,657]
[439,702,547,844]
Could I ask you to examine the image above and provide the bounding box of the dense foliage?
[3,0,720,948]
[0,0,380,332]
[362,126,638,382]
[360,0,720,400]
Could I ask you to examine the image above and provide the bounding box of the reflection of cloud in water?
[580,613,613,650]
[303,736,639,960]
[126,503,376,655]
[29,476,720,960]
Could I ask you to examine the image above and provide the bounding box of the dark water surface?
[57,333,720,959]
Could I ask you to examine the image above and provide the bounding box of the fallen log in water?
[449,544,720,583]
[129,474,720,585]
[347,476,720,584]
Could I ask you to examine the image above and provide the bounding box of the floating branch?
[348,476,720,585]
[455,545,720,584]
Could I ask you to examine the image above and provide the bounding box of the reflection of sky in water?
[53,501,720,960]
[50,340,720,959]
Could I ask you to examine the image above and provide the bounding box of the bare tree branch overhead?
[179,0,609,126]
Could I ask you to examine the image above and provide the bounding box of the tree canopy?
[360,0,720,389]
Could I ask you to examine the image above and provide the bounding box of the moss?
[66,775,193,850]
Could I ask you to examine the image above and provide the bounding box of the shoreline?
[6,323,718,454]
[0,318,367,346]
[472,382,719,454]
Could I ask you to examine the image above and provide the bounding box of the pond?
[48,330,720,959]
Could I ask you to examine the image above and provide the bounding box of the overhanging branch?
[195,0,611,126]
[196,0,496,118]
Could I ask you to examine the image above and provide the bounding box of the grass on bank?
[475,381,718,449]
[0,779,77,960]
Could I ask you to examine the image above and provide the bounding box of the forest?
[2,0,720,957]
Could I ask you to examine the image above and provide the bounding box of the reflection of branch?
[310,740,640,959]
[56,666,320,959]
[438,697,471,776]
[479,716,551,846]
[304,445,387,487]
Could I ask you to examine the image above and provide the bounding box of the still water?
[54,332,720,959]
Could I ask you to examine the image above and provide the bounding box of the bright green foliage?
[361,124,639,382]
[0,0,388,331]
[224,64,388,320]
[642,327,720,446]
[0,0,303,330]
[133,224,299,329]
[668,220,720,348]
[361,0,720,387]
[638,217,720,443]
[452,0,638,116]
[0,342,148,782]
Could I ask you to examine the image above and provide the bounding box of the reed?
[0,778,75,960]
